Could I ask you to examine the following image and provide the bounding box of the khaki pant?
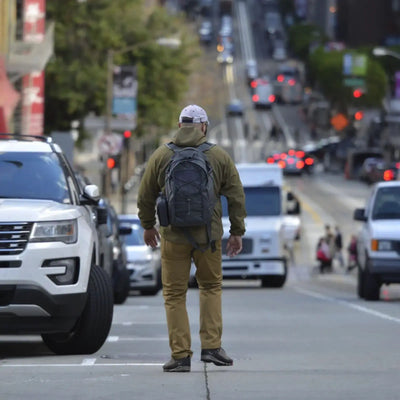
[161,238,223,359]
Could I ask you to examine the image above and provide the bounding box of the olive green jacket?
[137,126,246,244]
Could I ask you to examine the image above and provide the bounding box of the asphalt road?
[2,168,400,400]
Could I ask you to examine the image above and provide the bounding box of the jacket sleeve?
[137,147,165,230]
[219,153,246,236]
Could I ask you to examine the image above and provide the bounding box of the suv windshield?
[0,152,70,203]
[372,186,400,219]
[222,186,281,216]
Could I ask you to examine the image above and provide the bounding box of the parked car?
[354,181,400,300]
[0,134,113,354]
[98,199,132,304]
[118,214,162,296]
[226,98,244,116]
[74,171,132,305]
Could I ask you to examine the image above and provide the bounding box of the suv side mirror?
[81,184,100,205]
[354,208,367,221]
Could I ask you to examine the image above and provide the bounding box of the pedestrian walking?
[316,237,331,273]
[324,224,335,271]
[347,234,358,272]
[333,225,345,268]
[137,104,246,372]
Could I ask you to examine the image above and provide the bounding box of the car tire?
[363,262,380,301]
[114,267,130,305]
[42,265,114,355]
[261,265,287,288]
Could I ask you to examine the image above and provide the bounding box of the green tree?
[309,47,387,112]
[45,0,198,138]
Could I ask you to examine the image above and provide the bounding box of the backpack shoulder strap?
[197,142,215,152]
[165,142,179,152]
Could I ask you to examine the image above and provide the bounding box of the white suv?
[354,181,400,300]
[0,135,113,354]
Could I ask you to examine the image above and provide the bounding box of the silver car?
[118,215,162,296]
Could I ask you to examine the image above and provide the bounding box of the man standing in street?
[137,104,246,372]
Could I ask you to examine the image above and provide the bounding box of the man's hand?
[143,227,160,248]
[226,235,242,257]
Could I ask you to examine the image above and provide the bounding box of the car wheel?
[42,265,114,355]
[114,267,130,305]
[261,274,286,288]
[363,262,380,301]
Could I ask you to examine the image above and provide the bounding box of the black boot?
[163,356,191,372]
[201,347,233,366]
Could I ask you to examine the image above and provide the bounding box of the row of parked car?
[0,134,161,356]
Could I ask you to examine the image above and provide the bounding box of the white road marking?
[107,336,119,342]
[0,363,163,368]
[81,358,96,366]
[295,287,400,324]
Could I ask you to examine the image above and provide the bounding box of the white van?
[189,163,300,288]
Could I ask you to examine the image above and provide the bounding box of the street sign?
[84,114,136,131]
[343,77,365,87]
[97,132,123,156]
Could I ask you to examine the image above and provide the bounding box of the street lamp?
[103,37,181,206]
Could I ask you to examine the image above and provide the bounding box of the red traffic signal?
[353,89,363,98]
[354,111,364,121]
[107,157,116,169]
[123,130,132,139]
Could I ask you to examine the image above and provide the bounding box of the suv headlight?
[371,239,393,251]
[31,220,78,244]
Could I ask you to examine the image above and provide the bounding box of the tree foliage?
[309,47,387,111]
[45,0,198,137]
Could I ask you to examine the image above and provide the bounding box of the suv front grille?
[222,238,253,255]
[0,222,33,255]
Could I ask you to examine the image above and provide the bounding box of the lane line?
[0,363,163,368]
[295,287,400,324]
[81,358,96,366]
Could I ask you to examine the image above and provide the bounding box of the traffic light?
[123,130,132,139]
[106,156,117,169]
[354,111,364,121]
[353,88,364,98]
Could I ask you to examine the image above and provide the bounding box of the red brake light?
[273,153,280,160]
[396,162,400,169]
[296,160,305,169]
[305,157,314,166]
[280,153,287,160]
[252,94,259,102]
[277,160,286,168]
[288,79,296,86]
[296,150,305,158]
[287,157,295,165]
[251,80,257,88]
[267,157,275,164]
[383,169,394,181]
[288,149,295,156]
[268,94,276,102]
[277,74,284,82]
[123,130,132,138]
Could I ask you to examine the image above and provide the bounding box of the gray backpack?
[158,142,216,252]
